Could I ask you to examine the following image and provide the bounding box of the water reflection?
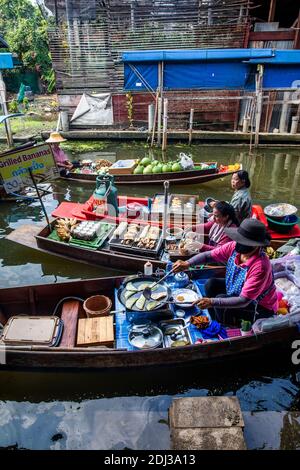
[0,357,299,450]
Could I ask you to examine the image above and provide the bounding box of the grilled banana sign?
[0,143,58,193]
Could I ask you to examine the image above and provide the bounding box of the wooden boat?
[62,163,239,186]
[0,270,298,370]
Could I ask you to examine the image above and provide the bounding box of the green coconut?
[133,165,144,175]
[153,164,163,174]
[172,162,182,172]
[143,165,153,174]
[141,157,151,166]
[162,164,170,173]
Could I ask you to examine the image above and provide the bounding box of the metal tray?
[109,225,163,257]
[159,318,193,348]
[169,194,198,214]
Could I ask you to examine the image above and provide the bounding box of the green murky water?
[0,143,299,449]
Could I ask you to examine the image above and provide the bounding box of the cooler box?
[1,316,63,347]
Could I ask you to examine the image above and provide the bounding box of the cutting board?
[77,316,114,347]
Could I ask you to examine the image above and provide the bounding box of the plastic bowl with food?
[264,203,298,222]
[166,227,184,240]
[184,231,203,242]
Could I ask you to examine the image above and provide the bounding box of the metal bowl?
[264,203,298,222]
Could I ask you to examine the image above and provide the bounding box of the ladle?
[142,266,177,300]
[170,322,191,341]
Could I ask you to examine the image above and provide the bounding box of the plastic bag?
[252,315,291,333]
[271,255,300,288]
[179,153,194,170]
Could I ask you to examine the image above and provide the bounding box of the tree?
[0,0,55,92]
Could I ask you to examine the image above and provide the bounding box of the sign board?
[0,143,59,194]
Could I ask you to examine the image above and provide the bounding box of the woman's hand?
[172,260,190,273]
[196,297,213,309]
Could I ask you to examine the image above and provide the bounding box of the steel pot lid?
[128,324,163,350]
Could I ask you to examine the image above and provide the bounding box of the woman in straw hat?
[46,132,73,174]
[173,219,278,325]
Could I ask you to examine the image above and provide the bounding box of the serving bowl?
[166,227,184,240]
[264,203,298,222]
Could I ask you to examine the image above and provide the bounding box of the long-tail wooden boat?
[62,163,238,186]
[0,270,298,370]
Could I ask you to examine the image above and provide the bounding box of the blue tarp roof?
[122,48,275,63]
[247,50,300,64]
[0,53,13,69]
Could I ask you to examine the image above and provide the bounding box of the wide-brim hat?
[225,218,271,247]
[46,132,67,143]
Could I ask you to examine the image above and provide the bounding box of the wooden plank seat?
[59,300,80,348]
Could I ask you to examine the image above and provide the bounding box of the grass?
[0,116,57,136]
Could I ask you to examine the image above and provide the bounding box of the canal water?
[0,143,299,450]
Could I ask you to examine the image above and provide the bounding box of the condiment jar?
[144,261,153,276]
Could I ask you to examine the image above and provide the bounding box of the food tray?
[48,223,115,250]
[159,318,193,348]
[169,194,198,214]
[109,224,163,257]
[151,194,165,214]
[108,159,137,175]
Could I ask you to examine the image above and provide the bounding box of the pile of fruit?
[133,157,183,175]
[219,163,241,172]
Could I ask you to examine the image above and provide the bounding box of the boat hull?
[62,168,235,185]
[35,222,166,271]
[0,275,298,370]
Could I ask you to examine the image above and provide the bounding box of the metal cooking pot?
[118,274,171,312]
[128,323,163,350]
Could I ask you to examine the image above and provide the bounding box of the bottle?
[144,261,153,276]
[166,261,175,286]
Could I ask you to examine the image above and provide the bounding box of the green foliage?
[0,0,55,92]
[8,98,19,113]
[60,141,110,154]
[22,96,29,112]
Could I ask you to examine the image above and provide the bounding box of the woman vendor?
[183,201,239,252]
[173,219,278,325]
[46,132,73,175]
[206,170,252,224]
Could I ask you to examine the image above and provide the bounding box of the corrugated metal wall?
[46,1,250,95]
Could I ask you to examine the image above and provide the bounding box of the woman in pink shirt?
[185,201,239,252]
[173,219,278,325]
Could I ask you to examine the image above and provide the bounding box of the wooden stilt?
[162,98,168,152]
[188,108,194,145]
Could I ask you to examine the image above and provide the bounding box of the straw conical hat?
[46,132,67,143]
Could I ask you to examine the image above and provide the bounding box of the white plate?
[172,288,199,308]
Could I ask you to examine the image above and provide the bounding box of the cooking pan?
[118,274,171,312]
